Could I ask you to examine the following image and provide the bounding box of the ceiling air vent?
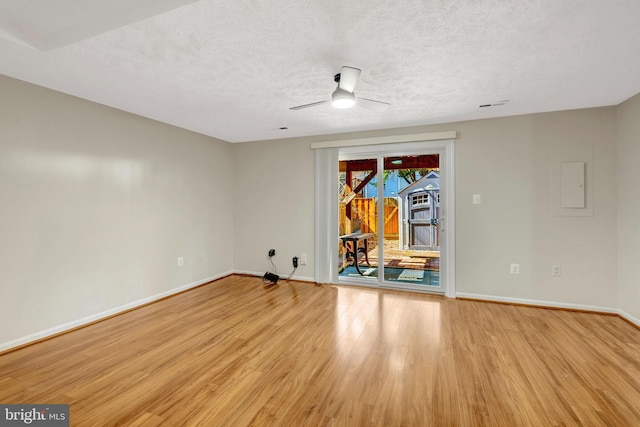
[479,100,510,108]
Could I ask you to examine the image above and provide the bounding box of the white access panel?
[560,161,585,208]
[551,146,593,217]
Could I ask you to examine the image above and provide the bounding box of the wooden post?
[346,167,353,220]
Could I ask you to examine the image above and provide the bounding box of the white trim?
[233,269,315,283]
[443,141,456,298]
[328,278,444,295]
[456,292,618,314]
[619,309,640,327]
[0,271,233,353]
[4,274,634,353]
[310,131,457,149]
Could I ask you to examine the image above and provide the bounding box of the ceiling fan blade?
[356,97,390,112]
[289,100,330,110]
[338,66,361,92]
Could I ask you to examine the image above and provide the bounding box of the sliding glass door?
[337,143,449,293]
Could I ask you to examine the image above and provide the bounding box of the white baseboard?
[0,271,233,353]
[455,292,619,314]
[233,269,315,283]
[5,279,634,354]
[618,309,640,327]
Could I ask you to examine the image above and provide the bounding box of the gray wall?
[617,92,640,322]
[2,73,637,350]
[232,138,315,279]
[233,109,619,309]
[0,75,235,348]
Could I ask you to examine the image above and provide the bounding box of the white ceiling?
[1,1,640,143]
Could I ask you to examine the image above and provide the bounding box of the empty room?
[1,1,640,425]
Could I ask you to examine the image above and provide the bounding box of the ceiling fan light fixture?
[289,66,388,111]
[331,88,355,109]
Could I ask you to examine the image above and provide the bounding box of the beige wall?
[233,108,619,309]
[232,138,315,279]
[616,92,640,321]
[0,75,235,348]
[2,72,636,350]
[454,109,617,306]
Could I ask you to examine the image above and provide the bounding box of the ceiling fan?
[289,66,390,112]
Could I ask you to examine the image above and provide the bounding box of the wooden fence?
[339,197,399,238]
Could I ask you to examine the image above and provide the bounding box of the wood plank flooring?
[1,275,640,426]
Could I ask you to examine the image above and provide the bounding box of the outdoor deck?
[338,240,440,286]
[339,239,439,272]
[366,246,439,270]
[365,238,439,270]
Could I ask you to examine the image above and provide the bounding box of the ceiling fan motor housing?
[332,87,355,108]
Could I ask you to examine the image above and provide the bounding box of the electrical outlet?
[552,265,561,277]
[510,263,520,274]
[268,249,276,257]
[473,194,481,205]
[178,257,184,267]
[300,253,307,265]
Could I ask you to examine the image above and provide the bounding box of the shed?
[398,172,440,250]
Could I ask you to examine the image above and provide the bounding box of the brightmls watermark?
[0,405,68,426]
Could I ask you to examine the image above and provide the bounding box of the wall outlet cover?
[510,263,520,274]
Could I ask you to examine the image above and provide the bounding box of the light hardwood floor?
[1,275,640,426]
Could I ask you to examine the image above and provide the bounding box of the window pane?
[338,159,378,281]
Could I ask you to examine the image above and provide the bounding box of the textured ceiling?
[1,0,640,143]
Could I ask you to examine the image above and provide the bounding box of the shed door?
[409,196,432,250]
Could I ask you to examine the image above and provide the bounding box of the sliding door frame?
[314,135,456,298]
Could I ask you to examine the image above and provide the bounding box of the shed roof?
[398,172,440,196]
